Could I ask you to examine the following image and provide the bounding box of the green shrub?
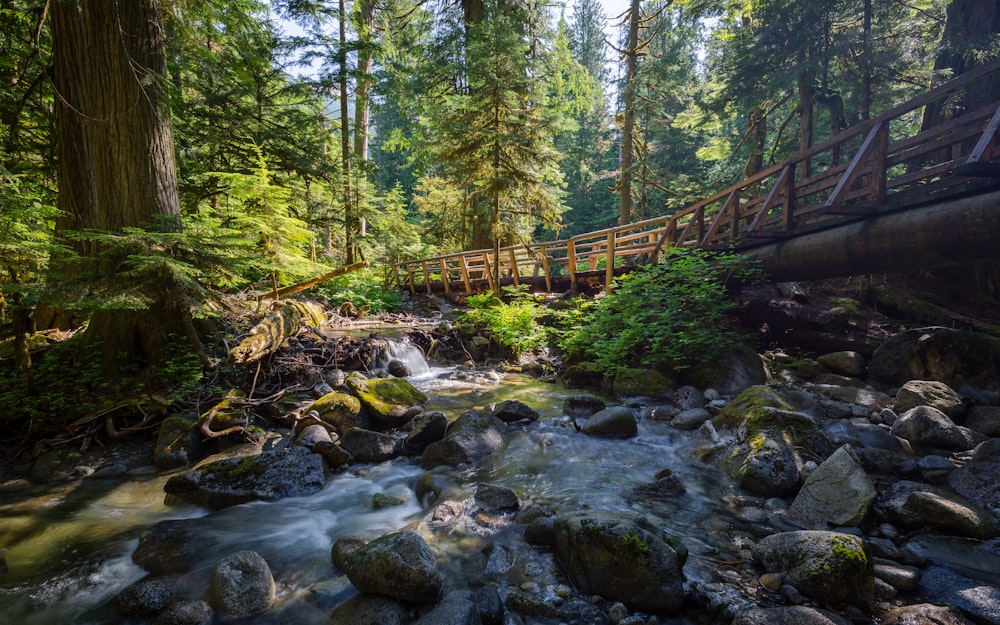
[460,285,547,356]
[317,266,402,313]
[559,248,762,374]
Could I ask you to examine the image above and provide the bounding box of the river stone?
[340,427,403,462]
[947,438,1000,508]
[413,590,480,625]
[388,359,411,378]
[919,566,1000,625]
[313,441,354,470]
[874,562,921,591]
[817,351,866,377]
[867,327,1000,391]
[552,511,687,614]
[294,423,335,449]
[752,530,873,608]
[208,550,275,617]
[421,410,507,469]
[330,594,409,625]
[895,380,966,418]
[788,445,875,528]
[163,446,328,508]
[332,535,368,571]
[151,600,214,625]
[563,362,604,389]
[476,585,504,625]
[133,518,214,574]
[346,375,428,428]
[563,394,606,417]
[880,479,1000,539]
[582,406,638,439]
[404,411,449,455]
[117,575,185,617]
[305,391,364,433]
[732,606,853,625]
[890,405,983,451]
[342,530,443,603]
[687,344,768,396]
[475,483,520,512]
[612,368,675,398]
[492,400,539,423]
[811,384,892,412]
[671,407,711,429]
[967,406,1000,436]
[879,603,977,625]
[154,415,204,469]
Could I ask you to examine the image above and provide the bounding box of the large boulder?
[879,603,977,625]
[117,575,185,617]
[890,406,983,452]
[880,480,1000,539]
[612,368,675,398]
[341,531,443,603]
[788,445,875,528]
[133,518,214,574]
[817,351,866,377]
[491,400,539,424]
[153,415,204,469]
[582,406,638,439]
[732,606,853,625]
[208,550,275,617]
[412,590,481,625]
[867,327,1000,391]
[552,511,686,614]
[421,410,506,469]
[304,391,364,433]
[403,411,449,456]
[340,428,403,463]
[947,438,1000,508]
[752,531,874,608]
[330,594,410,625]
[686,345,768,396]
[163,447,327,508]
[151,600,213,625]
[346,375,427,428]
[894,380,966,419]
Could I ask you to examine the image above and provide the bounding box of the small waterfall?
[378,338,430,377]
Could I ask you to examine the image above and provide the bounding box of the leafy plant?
[460,284,547,356]
[317,266,402,313]
[560,248,762,374]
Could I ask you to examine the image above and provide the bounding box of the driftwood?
[272,262,368,300]
[227,300,327,365]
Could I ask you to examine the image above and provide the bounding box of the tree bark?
[618,0,641,226]
[339,0,356,264]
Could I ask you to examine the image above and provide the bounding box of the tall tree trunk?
[618,0,641,226]
[796,48,814,179]
[339,0,356,264]
[353,0,375,244]
[52,0,188,375]
[860,0,873,120]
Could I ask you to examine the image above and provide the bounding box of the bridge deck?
[395,60,1000,295]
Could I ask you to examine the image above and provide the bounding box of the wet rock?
[117,575,185,617]
[967,406,1000,436]
[582,406,638,439]
[492,400,539,423]
[880,480,1000,539]
[552,510,687,614]
[947,438,1000,507]
[890,405,983,452]
[294,423,335,449]
[673,385,706,411]
[476,585,504,625]
[332,535,368,571]
[330,594,409,625]
[151,600,213,625]
[917,454,957,483]
[313,441,354,470]
[612,368,675,398]
[475,483,520,512]
[879,603,977,625]
[562,362,604,389]
[874,562,921,591]
[732,606,853,625]
[563,394,606,417]
[629,468,686,498]
[305,391,364,433]
[867,327,1000,392]
[154,415,204,469]
[163,447,328,508]
[413,590,480,625]
[388,359,411,378]
[340,427,403,463]
[752,530,874,608]
[421,410,507,469]
[415,471,459,506]
[919,566,1000,625]
[817,351,866,377]
[687,345,768,396]
[372,492,409,509]
[133,518,214,574]
[208,550,275,617]
[404,411,449,455]
[895,380,966,419]
[811,384,892,412]
[788,445,875,528]
[671,408,711,430]
[346,375,428,428]
[903,534,1000,585]
[342,530,443,603]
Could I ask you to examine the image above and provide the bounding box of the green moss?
[830,535,867,567]
[622,532,653,566]
[714,386,793,430]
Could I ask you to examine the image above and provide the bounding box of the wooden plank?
[459,255,472,293]
[966,102,1000,163]
[568,240,578,290]
[509,248,520,285]
[439,258,450,294]
[605,231,615,294]
[482,252,495,292]
[782,169,796,230]
[422,260,432,294]
[747,166,791,233]
[826,122,886,207]
[406,265,415,295]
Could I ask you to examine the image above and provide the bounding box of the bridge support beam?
[742,190,1000,282]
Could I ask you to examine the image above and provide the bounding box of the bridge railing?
[395,59,1000,294]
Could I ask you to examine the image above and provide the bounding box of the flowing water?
[0,342,748,625]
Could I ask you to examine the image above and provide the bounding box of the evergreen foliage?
[460,285,548,356]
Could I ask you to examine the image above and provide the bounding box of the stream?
[0,342,749,625]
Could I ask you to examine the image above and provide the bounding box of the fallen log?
[227,300,327,365]
[271,262,368,300]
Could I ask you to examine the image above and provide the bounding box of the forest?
[0,0,997,410]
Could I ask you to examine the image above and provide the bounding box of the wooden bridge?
[394,61,1000,295]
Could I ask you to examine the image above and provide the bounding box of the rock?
[117,575,184,617]
[811,384,892,412]
[475,483,520,512]
[817,351,866,377]
[294,423,335,449]
[552,511,687,614]
[313,441,354,470]
[672,385,706,411]
[967,406,1000,436]
[611,368,675,398]
[947,438,1000,507]
[563,394,607,417]
[562,362,605,389]
[151,600,214,625]
[332,535,368,571]
[340,427,403,463]
[732,606,853,625]
[687,345,768,396]
[163,447,328,508]
[421,410,507,469]
[388,359,411,378]
[133,518,214,574]
[346,375,428,428]
[874,562,921,591]
[918,566,1000,625]
[879,603,977,625]
[342,530,443,603]
[404,411,449,455]
[304,391,364,433]
[788,445,875,528]
[894,380,966,419]
[867,327,1000,392]
[154,415,204,469]
[208,550,275,617]
[330,594,409,625]
[890,405,983,451]
[752,530,873,608]
[582,406,638,439]
[413,590,480,625]
[492,400,539,423]
[476,586,504,625]
[880,480,1000,539]
[903,533,1000,584]
[372,492,409,509]
[671,408,711,429]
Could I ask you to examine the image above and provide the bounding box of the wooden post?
[541,247,552,293]
[422,260,432,294]
[782,167,796,231]
[482,252,496,292]
[729,191,741,242]
[459,255,472,294]
[871,122,888,204]
[509,248,520,286]
[439,258,450,294]
[568,239,578,290]
[406,265,415,294]
[605,231,615,294]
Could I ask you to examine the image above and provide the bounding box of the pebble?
[759,572,782,591]
[608,602,628,623]
[554,584,573,598]
[779,584,803,605]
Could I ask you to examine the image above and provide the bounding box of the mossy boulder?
[305,391,363,434]
[153,415,204,470]
[341,531,443,603]
[563,361,605,389]
[612,368,675,399]
[346,376,427,428]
